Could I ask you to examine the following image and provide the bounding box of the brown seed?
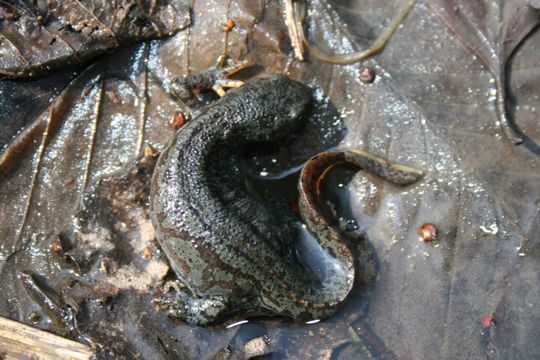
[170,111,186,129]
[359,67,375,83]
[143,247,153,259]
[223,19,236,32]
[51,239,63,253]
[419,223,437,241]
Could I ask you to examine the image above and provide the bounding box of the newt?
[150,75,422,325]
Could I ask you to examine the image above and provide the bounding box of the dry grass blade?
[294,0,417,64]
[284,0,305,60]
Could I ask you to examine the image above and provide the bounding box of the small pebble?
[243,337,270,358]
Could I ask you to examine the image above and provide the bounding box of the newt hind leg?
[153,280,232,325]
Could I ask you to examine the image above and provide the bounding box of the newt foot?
[169,56,252,103]
[153,280,231,325]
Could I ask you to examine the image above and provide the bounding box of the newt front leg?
[169,56,252,104]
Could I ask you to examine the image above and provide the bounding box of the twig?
[0,316,93,359]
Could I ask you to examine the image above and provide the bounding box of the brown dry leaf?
[0,0,190,77]
[0,0,540,359]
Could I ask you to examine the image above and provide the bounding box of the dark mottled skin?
[150,75,423,325]
[298,150,424,262]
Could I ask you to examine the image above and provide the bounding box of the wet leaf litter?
[0,0,191,78]
[0,0,539,359]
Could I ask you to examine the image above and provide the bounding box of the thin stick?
[14,106,55,248]
[183,0,194,76]
[0,316,93,360]
[136,43,151,157]
[296,0,417,64]
[80,78,104,193]
[221,0,232,60]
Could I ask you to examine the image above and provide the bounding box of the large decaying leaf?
[0,0,539,358]
[428,0,540,144]
[0,0,190,77]
[0,69,76,149]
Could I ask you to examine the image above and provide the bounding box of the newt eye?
[288,106,302,118]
